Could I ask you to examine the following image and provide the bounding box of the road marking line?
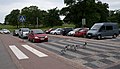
[22,45,48,58]
[9,45,29,60]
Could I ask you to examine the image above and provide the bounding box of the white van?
[86,22,119,39]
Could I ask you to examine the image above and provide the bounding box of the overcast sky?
[0,0,120,23]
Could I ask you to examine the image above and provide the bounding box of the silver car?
[2,29,10,34]
[0,30,3,34]
[50,28,63,35]
[18,28,30,38]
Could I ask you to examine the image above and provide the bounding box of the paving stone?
[105,53,116,57]
[97,54,110,58]
[91,56,103,60]
[91,60,108,67]
[99,59,114,64]
[106,57,120,63]
[113,56,120,59]
[84,63,99,69]
[81,57,96,62]
[106,64,120,69]
[72,58,88,64]
[109,51,120,55]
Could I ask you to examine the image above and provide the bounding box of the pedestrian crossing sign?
[19,16,26,22]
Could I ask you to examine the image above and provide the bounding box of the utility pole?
[37,17,38,28]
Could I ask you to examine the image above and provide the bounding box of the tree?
[44,7,63,27]
[61,0,109,27]
[5,9,20,28]
[108,10,120,26]
[21,6,41,28]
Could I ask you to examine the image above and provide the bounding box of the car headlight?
[45,36,48,38]
[34,37,39,39]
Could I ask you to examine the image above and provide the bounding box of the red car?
[28,29,48,43]
[74,28,89,37]
[45,28,56,34]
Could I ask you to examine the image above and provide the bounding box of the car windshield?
[73,28,81,31]
[91,25,101,30]
[33,29,44,34]
[22,30,29,32]
[56,28,62,31]
[80,30,85,32]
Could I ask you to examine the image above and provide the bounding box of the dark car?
[13,29,19,36]
[61,27,73,36]
[119,28,120,34]
[28,29,48,43]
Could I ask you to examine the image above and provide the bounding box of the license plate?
[41,38,44,40]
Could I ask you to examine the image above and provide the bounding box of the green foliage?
[5,6,63,28]
[108,10,120,27]
[4,1,120,28]
[61,0,109,27]
[43,7,63,27]
[5,9,20,27]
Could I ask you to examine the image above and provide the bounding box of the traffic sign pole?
[19,16,26,28]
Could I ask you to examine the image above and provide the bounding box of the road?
[0,34,120,69]
[0,34,82,69]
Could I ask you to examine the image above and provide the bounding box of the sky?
[0,0,120,23]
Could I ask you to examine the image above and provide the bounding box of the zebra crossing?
[9,45,48,60]
[9,45,29,60]
[36,39,120,69]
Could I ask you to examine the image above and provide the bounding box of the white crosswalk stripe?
[9,45,29,60]
[22,45,48,58]
[9,44,48,60]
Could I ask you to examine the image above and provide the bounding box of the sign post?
[19,16,26,28]
[82,18,86,27]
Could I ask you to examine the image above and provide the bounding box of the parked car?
[18,28,30,38]
[119,28,120,34]
[0,30,3,34]
[28,29,48,43]
[86,22,119,39]
[61,27,73,36]
[2,29,10,34]
[13,29,19,36]
[45,28,56,34]
[74,28,89,37]
[50,28,63,35]
[67,28,82,36]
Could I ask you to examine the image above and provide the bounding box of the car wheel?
[32,39,35,43]
[97,35,102,40]
[19,35,21,38]
[54,32,57,35]
[113,34,117,38]
[21,36,24,39]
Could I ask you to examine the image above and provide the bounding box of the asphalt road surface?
[0,34,83,69]
[0,34,120,69]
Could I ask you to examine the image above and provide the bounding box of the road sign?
[19,16,26,22]
[82,18,86,25]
